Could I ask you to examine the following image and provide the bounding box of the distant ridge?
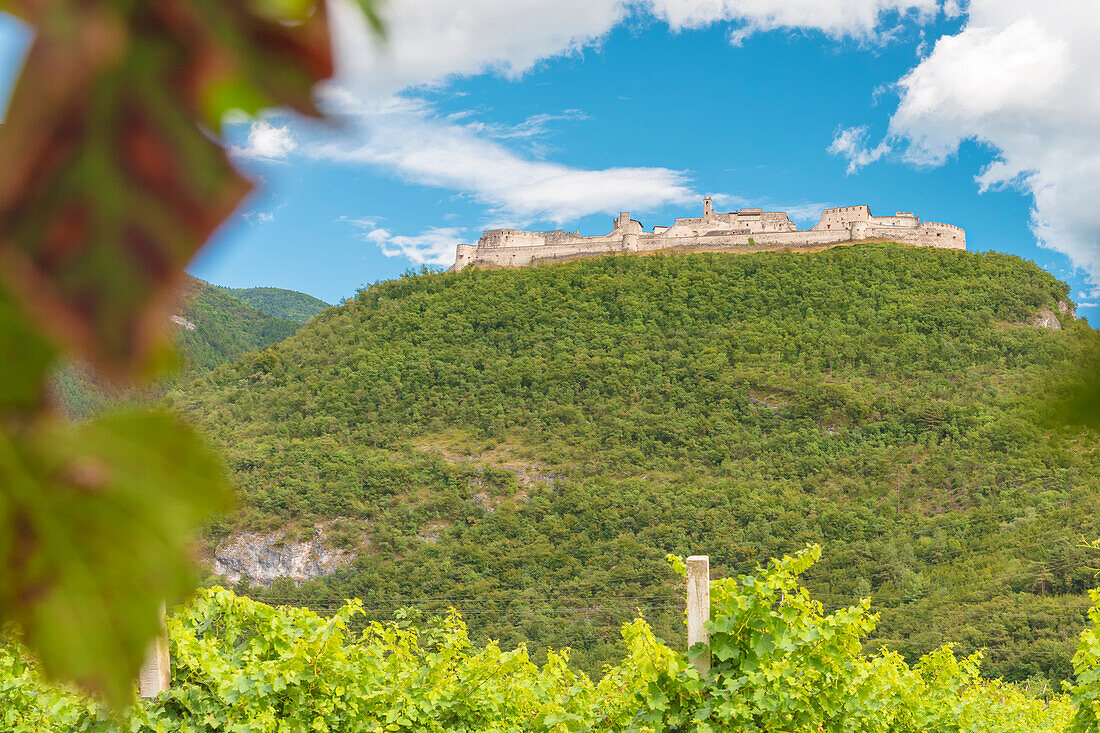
[219,286,331,324]
[53,276,304,418]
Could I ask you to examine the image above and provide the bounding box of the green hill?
[218,286,330,323]
[54,276,301,417]
[172,244,1100,682]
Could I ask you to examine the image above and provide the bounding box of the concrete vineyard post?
[686,555,710,675]
[138,602,170,698]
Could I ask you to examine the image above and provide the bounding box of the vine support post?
[686,555,710,675]
[138,601,170,698]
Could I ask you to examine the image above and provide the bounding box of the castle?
[451,199,965,269]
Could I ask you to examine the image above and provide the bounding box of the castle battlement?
[452,199,965,270]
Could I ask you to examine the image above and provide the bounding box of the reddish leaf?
[0,0,333,377]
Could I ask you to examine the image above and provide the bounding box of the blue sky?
[2,2,1098,316]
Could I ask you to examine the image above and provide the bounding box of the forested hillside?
[218,286,331,324]
[53,276,301,417]
[171,244,1100,681]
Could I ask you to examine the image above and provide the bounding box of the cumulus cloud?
[883,1,1100,290]
[231,120,298,160]
[293,0,955,238]
[342,217,467,266]
[330,0,948,97]
[329,0,627,97]
[645,0,938,44]
[829,125,892,173]
[309,91,697,223]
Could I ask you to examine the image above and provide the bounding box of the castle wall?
[813,205,872,231]
[450,200,964,270]
[479,229,580,247]
[454,244,477,269]
[667,211,794,236]
[458,227,965,269]
[869,214,920,227]
[882,222,965,248]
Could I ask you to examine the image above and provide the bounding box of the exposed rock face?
[212,528,354,586]
[1031,308,1062,330]
[170,314,197,331]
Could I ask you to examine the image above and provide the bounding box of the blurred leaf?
[1044,333,1100,430]
[351,0,387,37]
[0,411,232,705]
[0,282,56,411]
[0,0,334,377]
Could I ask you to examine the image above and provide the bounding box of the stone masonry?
[450,199,965,270]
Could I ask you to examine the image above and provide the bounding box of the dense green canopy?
[218,286,330,324]
[173,245,1100,681]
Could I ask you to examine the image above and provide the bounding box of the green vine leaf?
[0,284,56,411]
[0,411,232,705]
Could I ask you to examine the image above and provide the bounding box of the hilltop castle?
[452,199,965,269]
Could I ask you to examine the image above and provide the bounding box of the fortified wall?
[451,199,965,270]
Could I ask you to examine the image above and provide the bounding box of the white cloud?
[829,125,891,173]
[329,0,949,97]
[343,217,467,266]
[329,0,627,97]
[463,110,589,141]
[243,210,276,224]
[646,0,939,44]
[882,1,1100,291]
[781,201,836,224]
[231,120,298,160]
[306,1,956,231]
[942,0,963,19]
[309,91,696,223]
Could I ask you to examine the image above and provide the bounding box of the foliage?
[0,547,1080,731]
[0,403,231,705]
[0,0,332,375]
[0,0,377,704]
[1065,588,1100,731]
[648,547,1074,732]
[172,246,1099,681]
[218,286,331,324]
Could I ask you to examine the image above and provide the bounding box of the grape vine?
[0,547,1085,731]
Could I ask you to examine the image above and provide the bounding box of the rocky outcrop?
[170,314,197,331]
[212,527,355,586]
[1031,308,1062,329]
[1030,302,1076,330]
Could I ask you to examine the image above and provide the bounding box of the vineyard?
[2,547,1096,732]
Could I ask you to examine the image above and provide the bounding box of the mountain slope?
[173,277,302,372]
[218,286,330,324]
[173,244,1100,680]
[54,276,301,417]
